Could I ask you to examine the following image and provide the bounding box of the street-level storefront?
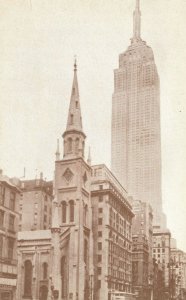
[109,291,137,300]
[0,278,17,300]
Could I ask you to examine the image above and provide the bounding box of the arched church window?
[69,200,74,222]
[24,260,32,297]
[75,138,79,153]
[82,141,85,156]
[61,256,67,298]
[61,201,67,223]
[42,262,48,279]
[70,114,73,125]
[67,138,72,152]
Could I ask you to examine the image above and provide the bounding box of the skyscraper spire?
[133,0,141,41]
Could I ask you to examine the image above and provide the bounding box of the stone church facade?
[16,62,134,300]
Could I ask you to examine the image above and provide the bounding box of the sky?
[0,0,186,251]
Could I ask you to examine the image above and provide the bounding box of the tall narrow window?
[24,260,32,297]
[75,138,79,153]
[61,201,67,223]
[70,114,74,125]
[67,138,72,152]
[61,256,67,298]
[0,210,4,230]
[10,192,15,210]
[42,262,48,279]
[9,214,15,232]
[0,185,5,205]
[8,237,14,260]
[69,200,74,222]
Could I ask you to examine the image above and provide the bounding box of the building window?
[99,208,103,213]
[97,267,102,275]
[99,185,103,190]
[69,200,74,222]
[7,237,14,260]
[98,218,102,225]
[0,210,4,230]
[98,195,103,202]
[75,138,79,153]
[98,231,102,237]
[61,256,67,298]
[84,204,88,226]
[24,260,32,297]
[10,191,16,211]
[44,205,47,212]
[98,242,102,250]
[97,280,101,289]
[0,185,5,205]
[98,255,102,262]
[9,214,15,232]
[70,114,74,125]
[67,138,72,152]
[42,262,48,279]
[61,201,67,223]
[44,214,47,223]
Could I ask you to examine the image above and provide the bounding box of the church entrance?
[39,285,48,300]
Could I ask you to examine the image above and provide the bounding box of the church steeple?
[132,0,141,42]
[66,59,83,133]
[62,60,86,159]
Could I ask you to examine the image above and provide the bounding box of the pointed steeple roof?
[132,0,141,42]
[65,59,84,135]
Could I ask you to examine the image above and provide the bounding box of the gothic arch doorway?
[39,285,48,300]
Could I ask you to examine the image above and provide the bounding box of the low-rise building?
[18,174,53,231]
[131,199,153,300]
[132,234,149,300]
[170,247,186,300]
[0,170,20,300]
[153,226,171,299]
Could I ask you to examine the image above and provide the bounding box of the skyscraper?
[111,0,164,227]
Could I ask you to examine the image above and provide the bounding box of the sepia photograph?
[0,0,186,299]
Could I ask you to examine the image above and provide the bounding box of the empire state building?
[111,0,165,227]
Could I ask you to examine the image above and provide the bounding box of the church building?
[16,61,134,300]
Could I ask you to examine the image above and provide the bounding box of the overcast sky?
[0,0,186,251]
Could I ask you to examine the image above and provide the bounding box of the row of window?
[0,210,15,232]
[0,185,16,211]
[109,198,131,222]
[0,235,15,260]
[24,261,48,297]
[108,241,132,259]
[61,200,75,223]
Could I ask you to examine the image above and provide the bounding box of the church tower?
[54,60,94,300]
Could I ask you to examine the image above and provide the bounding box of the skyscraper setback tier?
[111,0,164,227]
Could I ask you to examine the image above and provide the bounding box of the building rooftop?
[18,230,51,241]
[91,164,133,211]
